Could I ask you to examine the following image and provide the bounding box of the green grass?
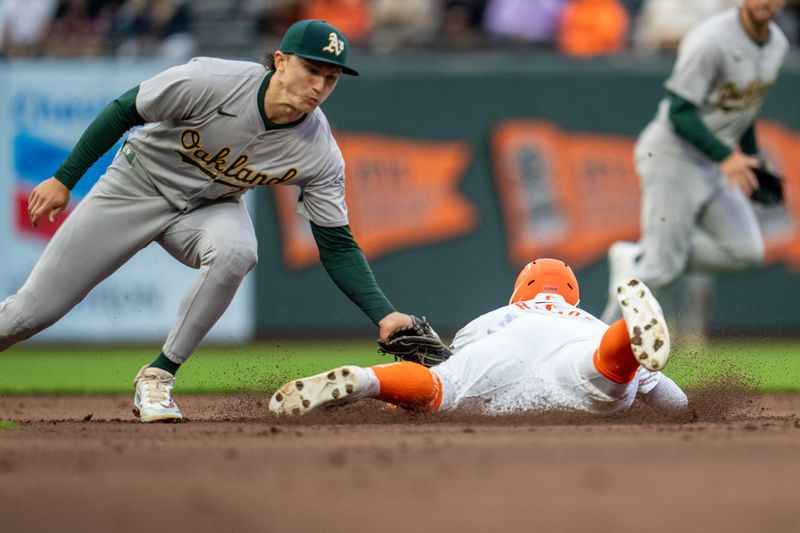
[666,340,800,392]
[0,420,19,430]
[0,341,386,394]
[0,339,798,395]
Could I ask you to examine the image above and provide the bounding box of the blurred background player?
[601,0,790,325]
[269,258,688,417]
[1,20,419,423]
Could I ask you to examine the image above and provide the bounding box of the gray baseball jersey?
[127,57,349,226]
[646,8,788,158]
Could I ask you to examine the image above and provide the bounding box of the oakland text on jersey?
[715,79,774,112]
[175,128,298,187]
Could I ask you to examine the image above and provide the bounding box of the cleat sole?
[616,278,670,372]
[269,367,362,417]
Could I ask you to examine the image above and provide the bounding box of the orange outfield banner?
[274,133,477,270]
[492,119,800,271]
[757,122,800,270]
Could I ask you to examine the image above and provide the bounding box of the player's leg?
[587,278,671,411]
[156,197,258,364]
[601,148,713,322]
[601,241,643,322]
[592,320,640,385]
[133,198,258,422]
[686,185,764,274]
[269,366,376,416]
[678,273,714,346]
[371,362,443,411]
[0,175,176,351]
[269,361,443,416]
[656,182,761,345]
[598,279,670,373]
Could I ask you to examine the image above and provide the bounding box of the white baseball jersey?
[125,57,348,225]
[432,293,660,414]
[642,7,788,159]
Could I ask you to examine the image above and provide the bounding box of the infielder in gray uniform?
[601,0,789,324]
[2,20,418,422]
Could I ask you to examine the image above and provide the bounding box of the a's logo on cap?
[322,32,345,56]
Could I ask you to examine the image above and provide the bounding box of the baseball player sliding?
[270,259,688,417]
[601,0,789,323]
[1,20,419,423]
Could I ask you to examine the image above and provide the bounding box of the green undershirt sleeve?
[668,91,731,163]
[738,123,759,156]
[311,222,396,325]
[53,85,146,190]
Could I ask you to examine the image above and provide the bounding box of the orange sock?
[370,362,442,412]
[593,319,639,384]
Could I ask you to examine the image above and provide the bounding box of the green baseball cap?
[280,19,359,76]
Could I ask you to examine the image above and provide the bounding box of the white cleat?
[617,278,670,372]
[601,241,641,323]
[269,366,365,417]
[132,366,183,423]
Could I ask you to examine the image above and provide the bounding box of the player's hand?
[377,311,414,341]
[28,177,70,228]
[720,151,760,196]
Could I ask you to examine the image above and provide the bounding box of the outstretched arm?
[311,221,413,340]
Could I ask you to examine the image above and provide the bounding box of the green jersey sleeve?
[667,91,731,163]
[53,86,145,190]
[738,123,759,156]
[311,222,396,325]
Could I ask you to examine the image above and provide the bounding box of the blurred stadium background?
[2,0,800,352]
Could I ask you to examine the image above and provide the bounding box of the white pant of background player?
[602,123,764,323]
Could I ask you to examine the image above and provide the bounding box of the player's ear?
[273,51,287,72]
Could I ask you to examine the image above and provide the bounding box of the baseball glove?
[750,166,784,206]
[377,315,453,368]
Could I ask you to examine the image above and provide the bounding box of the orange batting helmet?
[509,258,580,306]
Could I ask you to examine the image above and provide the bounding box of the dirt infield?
[1,391,799,533]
